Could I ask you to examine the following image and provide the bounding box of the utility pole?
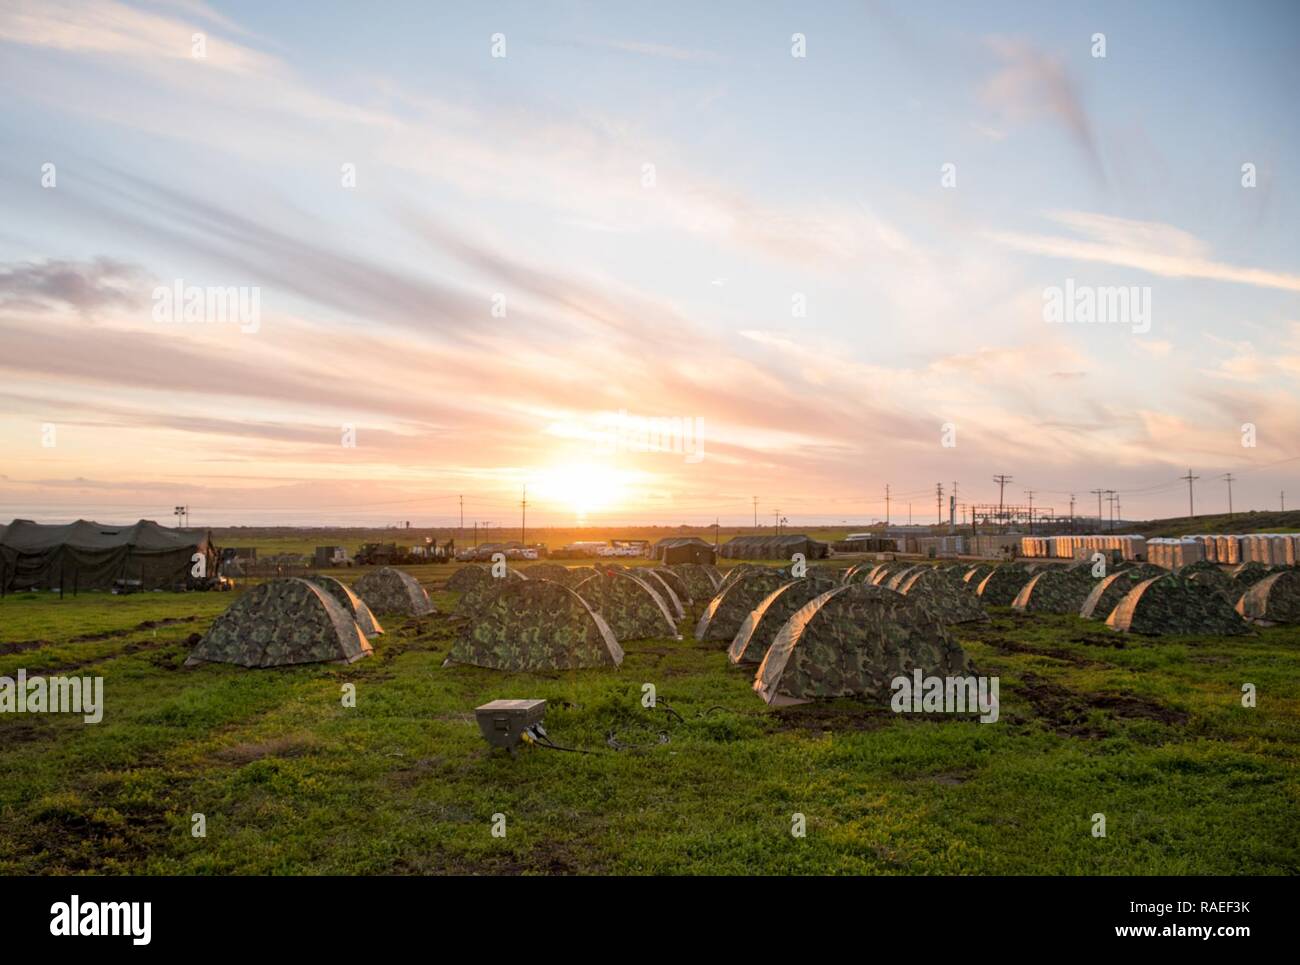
[950,481,958,531]
[520,485,527,544]
[1221,473,1235,518]
[1069,493,1076,533]
[1024,490,1036,534]
[473,521,478,547]
[1181,467,1199,519]
[773,509,780,534]
[885,484,891,526]
[1105,490,1117,532]
[1090,488,1105,532]
[936,482,945,525]
[1116,494,1122,527]
[1283,491,1287,512]
[993,475,1013,528]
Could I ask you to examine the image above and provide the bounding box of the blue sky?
[1,0,1297,526]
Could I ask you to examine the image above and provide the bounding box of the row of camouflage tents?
[892,557,1300,634]
[442,559,976,706]
[432,555,1300,702]
[185,567,434,667]
[183,556,1300,710]
[444,561,723,671]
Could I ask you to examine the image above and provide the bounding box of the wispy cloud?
[575,36,725,64]
[988,211,1300,292]
[0,257,143,313]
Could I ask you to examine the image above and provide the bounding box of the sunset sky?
[2,0,1298,527]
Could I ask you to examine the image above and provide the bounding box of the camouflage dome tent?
[560,565,600,588]
[1107,575,1248,636]
[1230,561,1272,591]
[1187,567,1238,602]
[305,574,385,637]
[521,562,570,582]
[719,562,764,590]
[1078,565,1164,621]
[446,565,490,592]
[754,583,970,706]
[840,562,869,584]
[869,562,912,586]
[446,580,623,671]
[1178,559,1221,577]
[186,578,372,668]
[884,565,928,592]
[452,567,536,617]
[1237,570,1300,625]
[696,568,790,642]
[574,570,679,642]
[650,566,692,605]
[1011,567,1097,615]
[668,563,718,602]
[976,565,1033,606]
[842,562,885,585]
[897,567,988,624]
[635,569,685,619]
[728,577,837,665]
[354,566,435,616]
[962,564,995,590]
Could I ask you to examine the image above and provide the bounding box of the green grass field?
[2,562,1297,875]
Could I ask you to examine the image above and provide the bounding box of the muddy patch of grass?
[1016,672,1188,738]
[215,734,322,765]
[69,615,199,643]
[0,639,53,655]
[770,704,898,734]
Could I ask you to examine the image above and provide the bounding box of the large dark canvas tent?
[655,537,716,565]
[0,518,217,592]
[717,534,829,560]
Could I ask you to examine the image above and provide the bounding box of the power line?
[992,475,1012,520]
[1181,467,1200,518]
[520,485,527,544]
[1090,488,1105,526]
